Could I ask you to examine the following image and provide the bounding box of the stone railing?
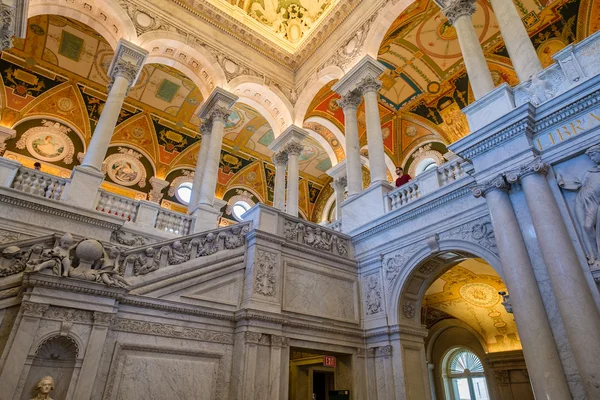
[155,208,193,236]
[387,157,473,212]
[283,217,351,258]
[120,222,251,277]
[95,190,139,221]
[11,167,68,200]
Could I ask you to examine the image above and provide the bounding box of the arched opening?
[397,250,533,400]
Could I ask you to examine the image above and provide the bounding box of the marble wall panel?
[282,262,359,323]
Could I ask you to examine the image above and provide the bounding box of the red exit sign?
[324,356,336,367]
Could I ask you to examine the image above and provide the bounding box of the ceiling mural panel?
[424,259,521,353]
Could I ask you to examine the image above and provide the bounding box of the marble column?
[284,141,304,217]
[0,0,30,51]
[64,40,147,209]
[331,176,347,220]
[472,175,571,400]
[507,158,600,399]
[337,90,363,195]
[357,76,388,184]
[439,0,495,99]
[188,119,212,212]
[192,88,238,230]
[272,151,288,212]
[488,0,542,82]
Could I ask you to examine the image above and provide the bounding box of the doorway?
[313,371,335,400]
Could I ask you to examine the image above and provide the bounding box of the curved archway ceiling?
[304,0,596,166]
[1,14,332,219]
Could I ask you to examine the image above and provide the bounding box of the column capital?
[283,141,304,156]
[200,119,213,136]
[198,87,238,120]
[437,0,477,24]
[356,75,382,95]
[331,55,386,96]
[331,176,348,192]
[472,174,509,198]
[206,106,233,124]
[337,89,362,110]
[268,124,308,153]
[272,151,288,166]
[505,157,549,183]
[108,39,148,87]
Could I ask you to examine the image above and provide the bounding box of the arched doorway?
[397,251,533,400]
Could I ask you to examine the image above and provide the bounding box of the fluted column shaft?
[198,109,230,207]
[508,160,600,399]
[331,177,347,220]
[272,151,288,211]
[189,121,212,211]
[441,0,495,99]
[285,142,303,217]
[473,176,571,399]
[488,0,542,82]
[338,91,363,195]
[358,78,387,184]
[81,69,133,171]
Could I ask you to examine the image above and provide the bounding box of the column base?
[62,165,105,209]
[191,199,227,233]
[341,180,394,234]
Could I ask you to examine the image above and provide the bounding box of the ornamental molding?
[120,298,235,321]
[271,335,289,348]
[23,274,128,299]
[438,216,498,256]
[0,193,122,230]
[377,345,393,356]
[254,249,277,297]
[44,306,93,323]
[383,243,422,290]
[534,88,600,133]
[21,301,49,317]
[112,318,234,344]
[353,185,473,243]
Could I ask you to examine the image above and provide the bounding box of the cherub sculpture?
[32,233,77,276]
[132,247,160,276]
[558,144,600,267]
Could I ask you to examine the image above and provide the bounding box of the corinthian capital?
[505,157,549,183]
[337,90,362,110]
[472,174,509,198]
[207,106,233,124]
[356,76,382,95]
[111,59,141,86]
[272,151,288,166]
[200,119,213,136]
[107,39,148,90]
[439,0,477,24]
[284,141,304,157]
[331,176,348,192]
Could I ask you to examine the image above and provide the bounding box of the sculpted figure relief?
[131,247,160,276]
[558,144,600,267]
[31,376,54,400]
[31,233,76,277]
[0,245,26,277]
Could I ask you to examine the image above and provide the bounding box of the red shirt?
[395,174,412,187]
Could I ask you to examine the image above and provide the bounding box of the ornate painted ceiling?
[424,259,521,353]
[0,14,331,221]
[303,0,599,170]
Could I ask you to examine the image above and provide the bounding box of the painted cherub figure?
[558,144,600,267]
[32,233,77,276]
[31,375,54,400]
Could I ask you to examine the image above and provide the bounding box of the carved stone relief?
[365,275,383,315]
[283,220,349,256]
[439,217,498,255]
[383,243,421,289]
[403,301,416,319]
[254,249,277,297]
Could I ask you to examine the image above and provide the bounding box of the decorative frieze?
[45,307,93,323]
[112,318,234,344]
[21,301,49,317]
[283,219,350,257]
[254,249,277,297]
[271,335,289,348]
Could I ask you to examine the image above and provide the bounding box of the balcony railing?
[11,168,67,200]
[155,208,194,236]
[95,190,140,221]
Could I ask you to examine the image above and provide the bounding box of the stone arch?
[425,319,489,362]
[386,237,502,327]
[28,0,137,49]
[321,191,336,223]
[229,76,293,137]
[294,65,344,126]
[362,0,413,58]
[304,116,346,153]
[136,32,227,100]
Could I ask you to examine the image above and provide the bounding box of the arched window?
[445,349,490,400]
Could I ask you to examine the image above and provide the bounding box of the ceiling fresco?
[424,259,521,353]
[304,0,599,171]
[207,0,339,48]
[0,15,329,221]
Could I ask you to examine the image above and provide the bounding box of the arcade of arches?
[0,0,599,399]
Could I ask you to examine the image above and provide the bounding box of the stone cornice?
[23,274,128,299]
[121,296,236,321]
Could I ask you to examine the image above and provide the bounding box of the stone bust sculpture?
[31,376,54,400]
[558,144,600,268]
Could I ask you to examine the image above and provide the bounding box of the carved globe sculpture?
[75,239,104,268]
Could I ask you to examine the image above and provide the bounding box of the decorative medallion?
[17,120,75,164]
[102,147,147,188]
[459,283,500,307]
